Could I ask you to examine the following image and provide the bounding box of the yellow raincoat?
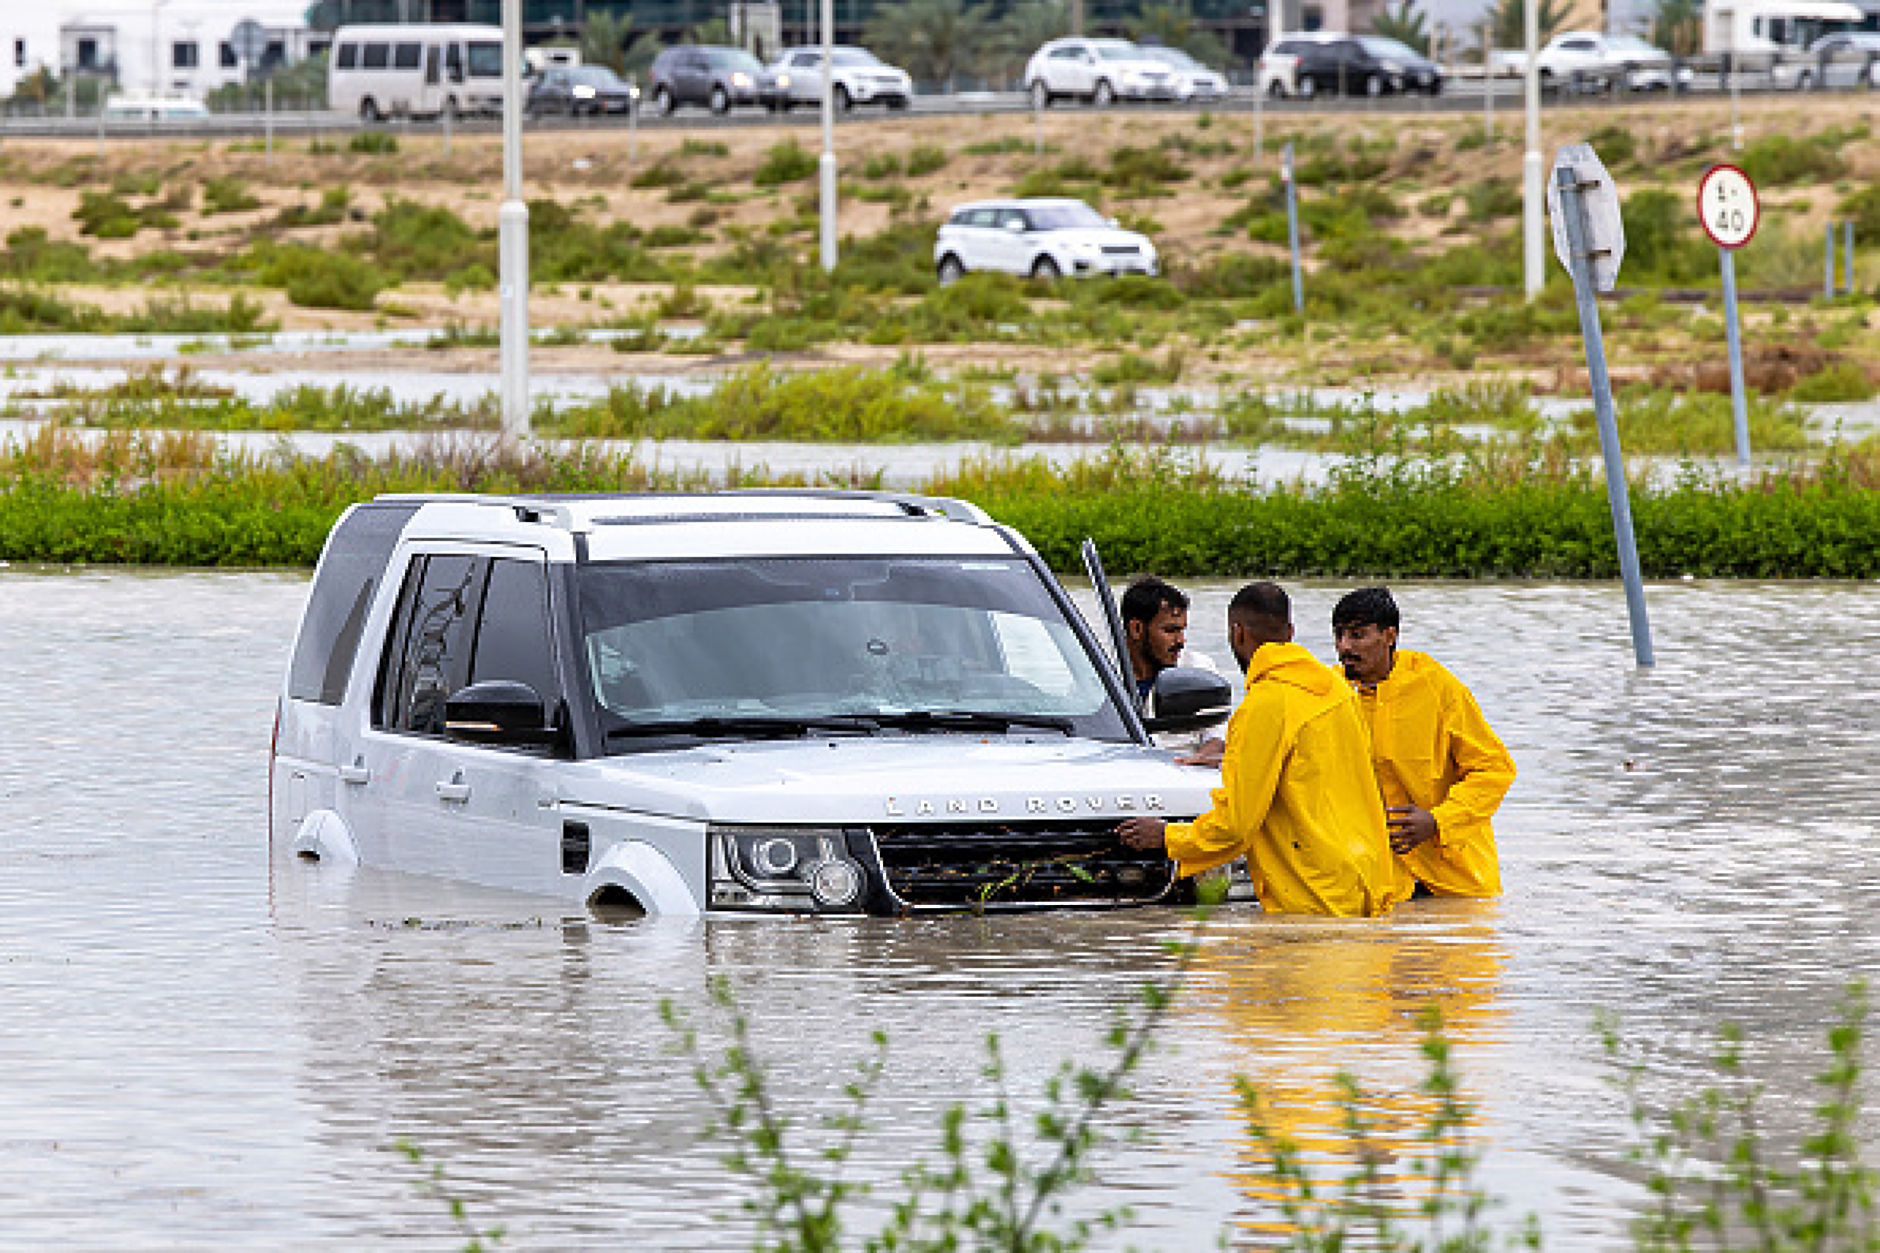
[1353,649,1515,897]
[1164,642,1405,917]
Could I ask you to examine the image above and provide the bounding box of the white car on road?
[1529,31,1685,91]
[761,45,913,111]
[1139,46,1230,100]
[1024,37,1181,107]
[934,198,1159,283]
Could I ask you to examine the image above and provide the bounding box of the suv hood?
[566,737,1212,825]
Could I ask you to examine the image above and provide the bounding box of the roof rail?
[373,488,991,526]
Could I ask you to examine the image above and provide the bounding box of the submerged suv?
[935,198,1158,283]
[270,491,1230,917]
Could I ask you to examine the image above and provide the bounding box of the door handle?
[435,771,471,803]
[339,759,371,786]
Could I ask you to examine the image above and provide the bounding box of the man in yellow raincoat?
[1332,587,1515,897]
[1118,582,1404,918]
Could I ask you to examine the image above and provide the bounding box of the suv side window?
[376,554,480,735]
[289,502,418,706]
[469,557,559,708]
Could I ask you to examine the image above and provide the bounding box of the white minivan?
[270,491,1232,917]
[326,23,506,121]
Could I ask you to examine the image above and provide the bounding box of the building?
[3,2,312,100]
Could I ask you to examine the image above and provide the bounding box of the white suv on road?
[934,198,1159,283]
[270,491,1229,917]
[762,44,913,111]
[1024,37,1181,107]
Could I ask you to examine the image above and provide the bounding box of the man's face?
[1128,604,1187,679]
[1335,621,1397,685]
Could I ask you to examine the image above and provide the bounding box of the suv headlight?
[710,826,866,912]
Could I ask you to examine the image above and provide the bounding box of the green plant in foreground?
[1602,982,1876,1252]
[659,925,1200,1252]
[396,1138,506,1250]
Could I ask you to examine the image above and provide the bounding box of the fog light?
[753,837,800,877]
[806,859,862,907]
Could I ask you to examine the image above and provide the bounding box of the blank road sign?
[1698,164,1759,250]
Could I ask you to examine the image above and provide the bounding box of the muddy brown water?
[2,568,1877,1249]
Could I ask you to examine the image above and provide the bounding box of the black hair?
[1332,586,1399,632]
[1121,576,1188,627]
[1227,580,1290,630]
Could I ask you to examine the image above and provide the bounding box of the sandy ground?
[0,93,1872,391]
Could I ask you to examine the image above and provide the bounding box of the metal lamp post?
[1523,0,1543,298]
[499,0,531,443]
[819,0,837,271]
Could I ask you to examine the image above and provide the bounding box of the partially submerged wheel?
[937,254,966,286]
[1031,255,1062,281]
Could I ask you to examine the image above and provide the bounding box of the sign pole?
[1721,248,1750,466]
[1826,222,1836,299]
[1552,146,1654,667]
[1845,220,1855,295]
[1284,141,1302,315]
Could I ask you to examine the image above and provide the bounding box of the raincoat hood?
[1245,641,1340,698]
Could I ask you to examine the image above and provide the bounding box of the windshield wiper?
[605,714,880,741]
[869,710,1074,735]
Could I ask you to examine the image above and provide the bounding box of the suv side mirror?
[1143,666,1232,734]
[445,680,566,748]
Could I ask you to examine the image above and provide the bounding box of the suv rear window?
[288,503,418,705]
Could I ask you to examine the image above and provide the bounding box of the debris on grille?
[869,820,1177,910]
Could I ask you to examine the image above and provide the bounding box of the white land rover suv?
[935,198,1158,284]
[270,491,1230,917]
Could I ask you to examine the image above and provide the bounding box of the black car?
[646,45,767,114]
[526,65,639,117]
[1294,35,1443,97]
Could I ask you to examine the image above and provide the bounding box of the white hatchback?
[934,198,1159,284]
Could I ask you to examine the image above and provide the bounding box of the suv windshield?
[1027,202,1111,230]
[577,557,1129,745]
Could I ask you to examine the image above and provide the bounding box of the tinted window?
[394,42,421,69]
[377,554,480,735]
[335,42,357,69]
[288,503,418,705]
[362,42,390,69]
[466,41,502,76]
[470,558,559,706]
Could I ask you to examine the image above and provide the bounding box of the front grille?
[867,820,1179,910]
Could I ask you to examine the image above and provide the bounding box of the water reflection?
[1191,906,1506,1242]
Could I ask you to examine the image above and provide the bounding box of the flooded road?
[2,568,1877,1249]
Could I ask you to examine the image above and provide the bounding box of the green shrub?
[274,186,351,228]
[754,139,818,185]
[905,144,948,176]
[371,197,494,283]
[1581,123,1637,168]
[1790,360,1876,402]
[348,131,399,155]
[1106,145,1190,193]
[1,227,96,282]
[1462,179,1521,223]
[201,177,261,215]
[255,243,384,310]
[1620,188,1714,284]
[1740,131,1847,186]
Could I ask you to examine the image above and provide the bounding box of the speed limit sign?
[1698,164,1759,250]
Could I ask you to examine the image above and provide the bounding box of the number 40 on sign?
[1699,164,1759,250]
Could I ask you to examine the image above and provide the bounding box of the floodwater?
[2,568,1878,1250]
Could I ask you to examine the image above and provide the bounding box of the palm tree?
[1649,0,1702,56]
[1485,0,1572,49]
[1371,0,1430,55]
[862,0,995,92]
[1127,0,1230,66]
[582,10,635,75]
[990,0,1072,86]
